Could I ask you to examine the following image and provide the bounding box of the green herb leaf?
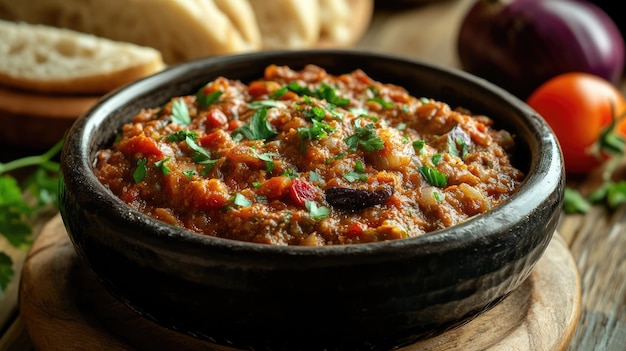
[196,90,223,109]
[305,201,331,220]
[419,165,447,188]
[248,100,281,109]
[342,160,368,182]
[309,170,322,184]
[271,86,288,99]
[155,157,171,175]
[232,108,278,141]
[344,120,384,152]
[563,188,591,214]
[233,193,252,207]
[254,151,279,174]
[133,158,147,183]
[317,83,350,107]
[183,170,196,179]
[368,97,394,109]
[171,99,191,126]
[432,154,442,166]
[167,130,198,142]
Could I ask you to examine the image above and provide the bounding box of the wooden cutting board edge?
[19,214,580,351]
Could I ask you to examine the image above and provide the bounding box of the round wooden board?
[19,214,581,351]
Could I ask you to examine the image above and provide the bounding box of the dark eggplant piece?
[325,185,395,211]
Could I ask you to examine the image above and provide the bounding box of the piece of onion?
[457,0,625,100]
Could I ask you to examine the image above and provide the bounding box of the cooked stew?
[94,64,524,246]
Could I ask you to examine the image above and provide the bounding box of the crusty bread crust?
[0,0,374,63]
[0,20,165,94]
[0,0,262,64]
[249,0,320,49]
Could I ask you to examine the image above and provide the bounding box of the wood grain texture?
[18,215,579,351]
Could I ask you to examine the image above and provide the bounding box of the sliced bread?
[0,0,262,64]
[0,20,165,95]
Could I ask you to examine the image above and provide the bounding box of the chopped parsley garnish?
[171,99,191,126]
[271,86,288,99]
[309,170,323,184]
[183,170,196,179]
[248,100,281,109]
[368,97,394,109]
[253,150,279,174]
[185,137,218,175]
[412,140,426,154]
[196,90,223,109]
[305,201,331,220]
[282,169,299,179]
[133,158,147,183]
[432,153,442,166]
[448,134,469,159]
[233,193,252,207]
[419,165,447,188]
[344,120,384,152]
[298,119,335,141]
[167,130,198,142]
[343,160,368,182]
[155,157,171,175]
[303,106,326,120]
[326,152,346,164]
[286,82,350,107]
[316,83,350,107]
[232,108,278,141]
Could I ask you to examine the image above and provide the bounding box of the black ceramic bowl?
[59,50,564,351]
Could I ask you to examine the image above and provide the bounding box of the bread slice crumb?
[0,20,165,94]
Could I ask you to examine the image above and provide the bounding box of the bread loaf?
[0,0,373,64]
[0,20,166,148]
[0,0,262,64]
[248,0,320,49]
[0,19,165,94]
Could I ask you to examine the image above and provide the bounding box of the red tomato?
[289,179,317,207]
[526,72,626,174]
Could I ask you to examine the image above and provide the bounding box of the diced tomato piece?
[118,135,162,158]
[248,81,269,97]
[228,120,245,131]
[258,176,291,199]
[264,64,279,79]
[186,179,229,210]
[205,109,228,129]
[278,91,298,101]
[289,179,317,207]
[346,221,368,238]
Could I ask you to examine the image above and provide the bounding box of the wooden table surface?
[1,0,625,350]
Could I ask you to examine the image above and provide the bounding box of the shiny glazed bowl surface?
[59,50,564,351]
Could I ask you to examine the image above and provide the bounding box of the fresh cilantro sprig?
[0,139,63,296]
[171,99,191,126]
[344,120,384,152]
[343,160,368,182]
[286,82,350,107]
[232,108,278,141]
[419,165,447,188]
[196,90,223,109]
[305,201,331,220]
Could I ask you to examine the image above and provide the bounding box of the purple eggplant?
[457,0,625,99]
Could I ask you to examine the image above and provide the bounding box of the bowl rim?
[61,49,564,257]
